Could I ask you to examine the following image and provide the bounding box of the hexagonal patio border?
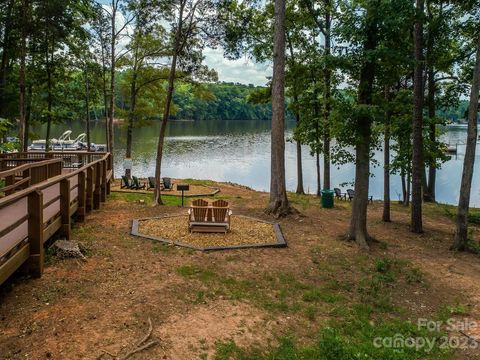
[130,215,287,251]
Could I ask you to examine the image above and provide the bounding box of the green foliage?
[171,82,276,121]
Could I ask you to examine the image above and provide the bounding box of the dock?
[0,151,113,285]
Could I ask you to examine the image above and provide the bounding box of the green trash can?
[321,189,334,208]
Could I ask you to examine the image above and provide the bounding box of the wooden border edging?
[130,214,287,251]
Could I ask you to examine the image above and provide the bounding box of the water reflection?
[36,120,480,206]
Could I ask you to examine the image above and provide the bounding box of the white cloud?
[203,47,271,87]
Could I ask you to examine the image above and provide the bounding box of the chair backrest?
[163,177,172,189]
[212,200,229,223]
[132,176,140,187]
[122,176,130,187]
[347,189,355,197]
[191,199,209,222]
[148,177,155,188]
[334,188,341,196]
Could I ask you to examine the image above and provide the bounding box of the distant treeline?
[437,100,469,122]
[169,82,275,121]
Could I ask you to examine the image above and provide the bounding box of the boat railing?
[0,151,110,169]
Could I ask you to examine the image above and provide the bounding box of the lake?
[37,120,480,207]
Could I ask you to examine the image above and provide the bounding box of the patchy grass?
[288,192,314,210]
[109,191,184,206]
[425,202,480,226]
[2,183,479,359]
[213,257,450,360]
[183,178,218,187]
[214,319,451,360]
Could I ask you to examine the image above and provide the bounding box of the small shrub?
[405,267,424,284]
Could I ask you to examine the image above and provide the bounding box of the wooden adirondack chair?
[162,177,173,190]
[188,199,231,233]
[131,176,146,190]
[347,189,373,203]
[334,187,346,201]
[147,177,155,189]
[211,200,231,229]
[121,175,131,189]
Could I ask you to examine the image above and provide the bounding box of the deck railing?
[0,159,63,197]
[0,152,113,285]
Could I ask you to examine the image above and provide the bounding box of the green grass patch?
[182,178,218,187]
[176,265,216,282]
[152,242,175,254]
[405,267,424,284]
[214,316,451,360]
[302,288,344,304]
[109,191,184,206]
[288,192,314,210]
[211,255,450,360]
[436,303,470,322]
[430,203,480,226]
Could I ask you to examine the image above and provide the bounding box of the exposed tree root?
[97,318,159,360]
[121,340,158,360]
[265,200,294,218]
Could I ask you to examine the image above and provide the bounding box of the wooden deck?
[0,152,113,285]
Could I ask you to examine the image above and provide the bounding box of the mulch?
[138,215,277,248]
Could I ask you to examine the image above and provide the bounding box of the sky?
[202,47,271,86]
[98,1,271,87]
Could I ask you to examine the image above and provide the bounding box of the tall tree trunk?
[154,2,185,205]
[425,65,436,202]
[348,1,379,249]
[45,39,53,152]
[411,0,424,233]
[125,72,137,178]
[452,38,480,251]
[323,0,332,190]
[85,68,91,152]
[316,151,321,196]
[401,171,407,205]
[101,42,109,149]
[295,109,304,194]
[0,0,14,119]
[18,0,28,152]
[25,82,32,150]
[108,0,116,159]
[406,170,411,206]
[383,102,391,222]
[265,0,290,216]
[287,36,304,195]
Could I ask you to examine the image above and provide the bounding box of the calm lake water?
[38,120,480,207]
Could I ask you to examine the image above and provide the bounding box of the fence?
[0,152,112,285]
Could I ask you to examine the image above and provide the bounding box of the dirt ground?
[1,181,480,359]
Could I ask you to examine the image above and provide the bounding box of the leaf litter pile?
[138,215,277,247]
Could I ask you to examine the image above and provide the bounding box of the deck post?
[27,190,44,278]
[106,153,112,195]
[86,166,94,212]
[77,170,86,222]
[22,168,30,189]
[5,175,14,196]
[60,178,71,240]
[93,162,101,210]
[101,159,107,202]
